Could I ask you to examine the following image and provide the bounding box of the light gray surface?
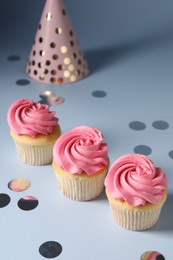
[0,0,173,259]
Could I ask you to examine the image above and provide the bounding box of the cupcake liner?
[10,125,61,166]
[13,140,55,165]
[106,190,167,230]
[109,201,162,230]
[55,170,107,201]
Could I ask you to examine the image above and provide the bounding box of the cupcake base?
[10,125,61,165]
[52,161,108,201]
[106,189,167,231]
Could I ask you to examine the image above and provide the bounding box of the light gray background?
[0,0,173,259]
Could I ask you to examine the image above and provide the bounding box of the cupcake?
[104,154,167,230]
[7,98,61,165]
[52,126,109,201]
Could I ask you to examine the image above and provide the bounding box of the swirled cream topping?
[105,154,167,206]
[7,98,58,137]
[53,126,108,175]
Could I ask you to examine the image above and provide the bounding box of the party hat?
[26,0,89,84]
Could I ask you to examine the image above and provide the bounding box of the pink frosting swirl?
[105,154,167,206]
[53,126,108,175]
[7,99,58,137]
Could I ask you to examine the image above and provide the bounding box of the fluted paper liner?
[10,125,61,165]
[13,141,55,165]
[53,162,108,201]
[26,0,89,84]
[106,189,167,230]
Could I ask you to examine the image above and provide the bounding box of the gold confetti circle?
[40,91,53,98]
[64,57,71,65]
[140,251,165,260]
[61,46,68,54]
[34,70,37,75]
[32,60,35,66]
[32,50,36,56]
[8,178,31,192]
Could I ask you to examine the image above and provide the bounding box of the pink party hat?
[26,0,89,84]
